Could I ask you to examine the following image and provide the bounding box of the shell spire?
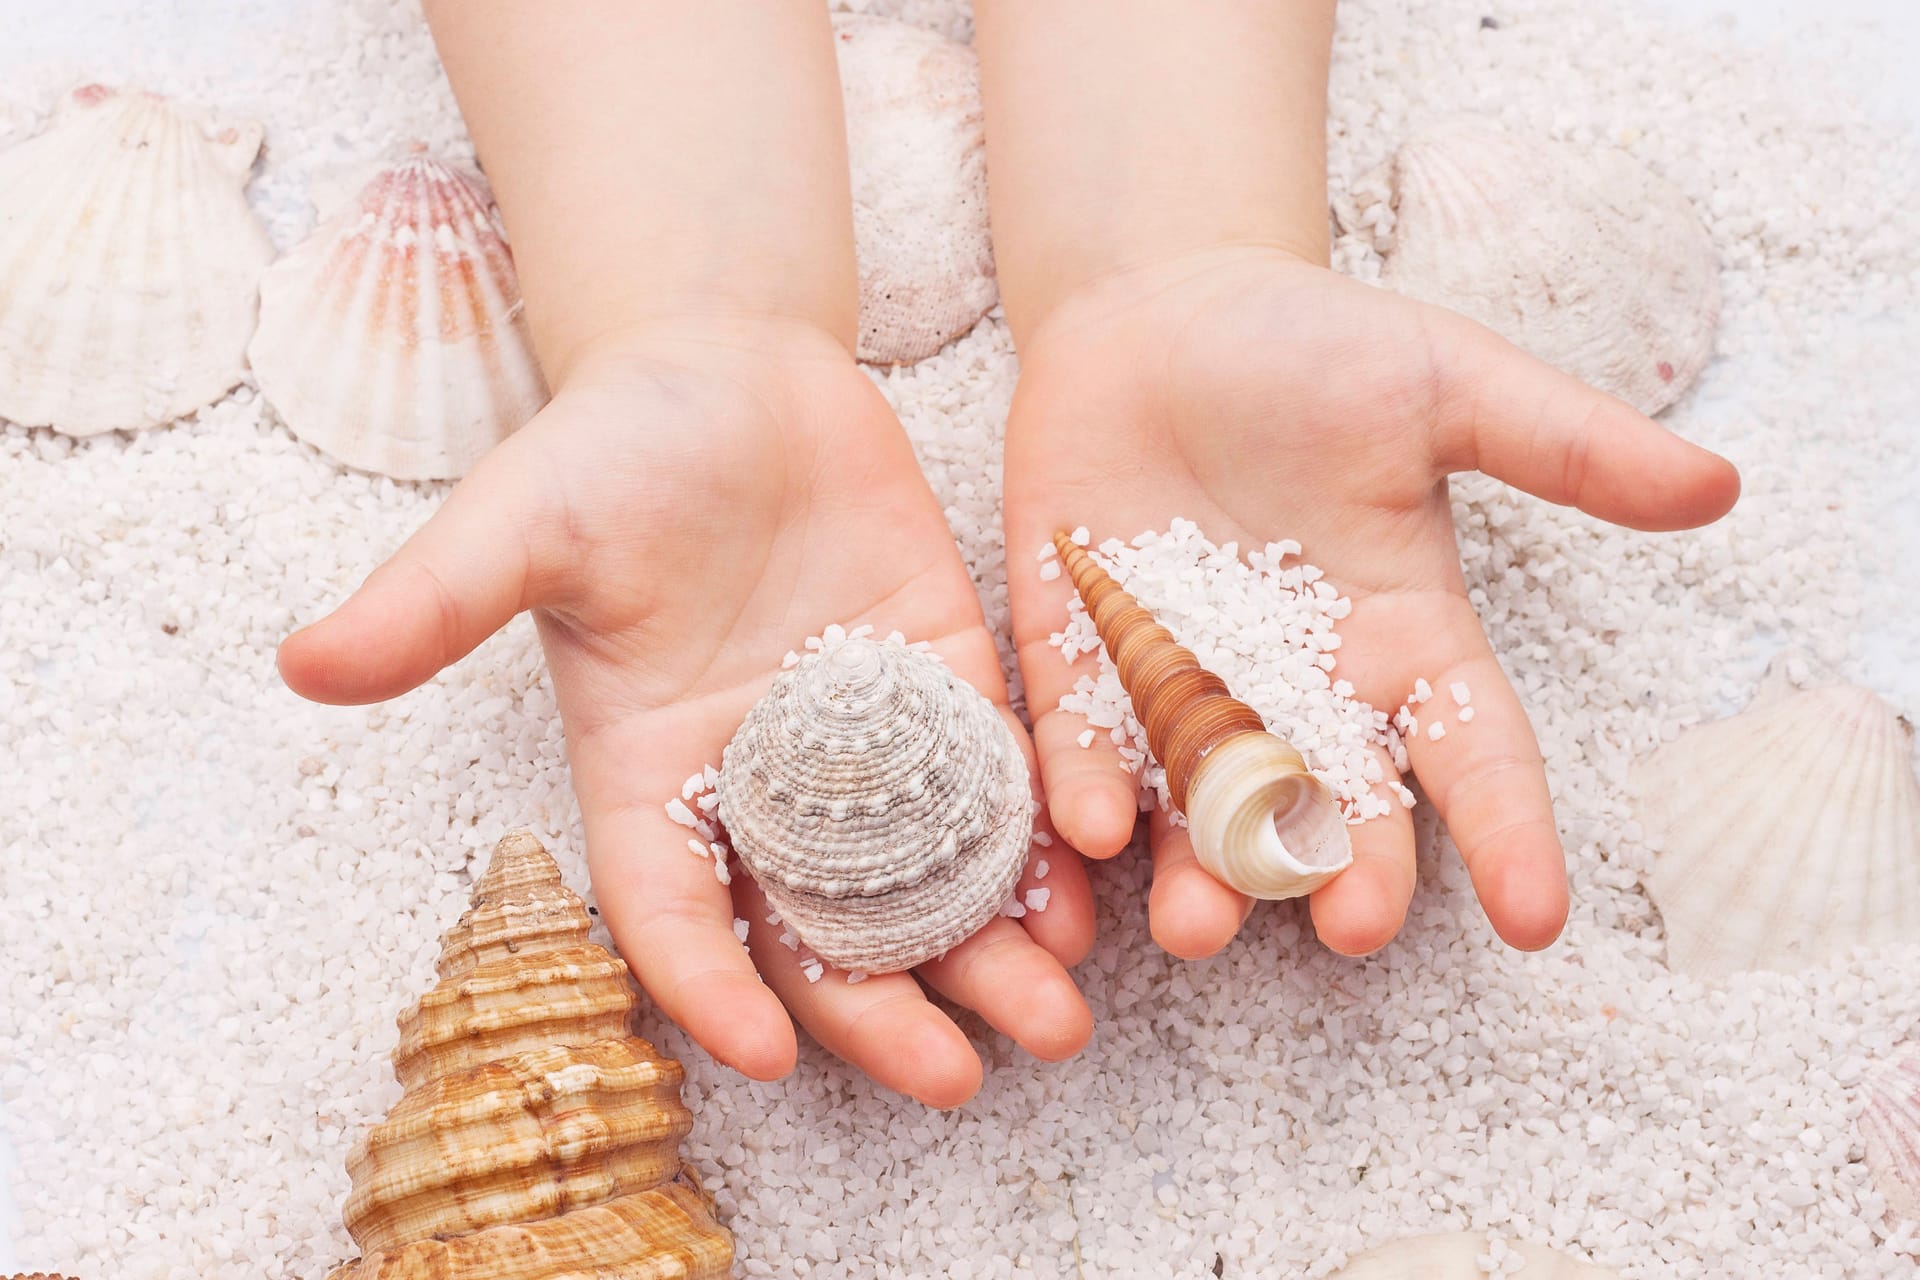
[1053,532,1353,900]
[326,831,734,1280]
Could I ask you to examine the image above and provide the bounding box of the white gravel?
[2,1,1919,1278]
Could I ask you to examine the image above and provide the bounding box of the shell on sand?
[717,634,1031,973]
[325,831,733,1280]
[1331,1233,1622,1279]
[1381,118,1720,415]
[1633,675,1920,979]
[832,13,997,365]
[1860,1046,1920,1224]
[0,84,273,435]
[249,151,548,480]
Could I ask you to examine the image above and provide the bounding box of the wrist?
[550,308,856,392]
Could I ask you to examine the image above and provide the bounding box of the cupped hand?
[1003,248,1739,960]
[279,318,1095,1107]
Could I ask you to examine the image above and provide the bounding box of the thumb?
[1427,306,1740,531]
[278,440,572,705]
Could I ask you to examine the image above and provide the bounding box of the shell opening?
[1258,777,1352,871]
[1186,732,1354,900]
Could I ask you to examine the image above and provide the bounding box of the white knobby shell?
[248,152,548,480]
[1633,676,1920,980]
[1381,118,1720,415]
[1331,1234,1622,1279]
[0,83,273,435]
[1860,1046,1920,1225]
[1186,732,1354,899]
[717,635,1031,974]
[832,13,997,365]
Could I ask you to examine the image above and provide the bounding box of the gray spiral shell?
[716,637,1031,974]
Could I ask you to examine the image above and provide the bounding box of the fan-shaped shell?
[248,153,548,480]
[832,14,997,365]
[1331,1234,1621,1279]
[0,83,272,434]
[326,831,733,1280]
[717,635,1031,973]
[1380,118,1720,416]
[1633,679,1920,979]
[1860,1046,1920,1224]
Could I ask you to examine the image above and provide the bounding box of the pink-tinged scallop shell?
[1861,1047,1920,1223]
[0,84,272,435]
[832,14,997,365]
[248,153,548,480]
[1331,1233,1622,1279]
[1381,118,1720,416]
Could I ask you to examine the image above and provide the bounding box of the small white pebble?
[686,838,710,859]
[732,918,750,943]
[664,798,698,828]
[847,971,869,985]
[681,772,704,800]
[1450,680,1472,705]
[709,841,728,859]
[1410,677,1433,705]
[1458,705,1476,723]
[1076,728,1096,749]
[713,858,732,886]
[1039,560,1062,582]
[1031,831,1053,848]
[1024,888,1051,913]
[1427,722,1446,741]
[801,961,824,984]
[1035,859,1051,879]
[1070,525,1091,546]
[1038,542,1058,562]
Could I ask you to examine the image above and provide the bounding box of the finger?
[1401,654,1570,951]
[1145,804,1252,960]
[571,723,799,1083]
[1009,534,1143,859]
[1426,306,1740,532]
[278,430,574,704]
[1307,747,1418,956]
[735,880,984,1110]
[995,705,1097,967]
[916,918,1093,1063]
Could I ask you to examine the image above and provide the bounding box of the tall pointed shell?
[832,14,997,365]
[1381,118,1720,416]
[1633,680,1920,979]
[326,831,733,1280]
[248,153,549,480]
[1331,1234,1622,1279]
[1861,1047,1920,1224]
[717,635,1031,973]
[0,84,273,435]
[1053,533,1352,899]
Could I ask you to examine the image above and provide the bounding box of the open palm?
[281,321,1094,1107]
[1004,249,1739,959]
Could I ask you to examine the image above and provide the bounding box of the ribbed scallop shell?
[717,635,1031,973]
[1331,1234,1621,1278]
[1634,679,1920,979]
[249,153,548,480]
[327,831,733,1280]
[1381,118,1720,416]
[1860,1046,1920,1224]
[833,14,997,365]
[0,83,273,434]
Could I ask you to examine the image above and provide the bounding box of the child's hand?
[280,318,1095,1106]
[1002,248,1739,958]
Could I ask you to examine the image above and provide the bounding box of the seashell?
[0,83,273,435]
[1633,676,1920,979]
[1861,1046,1920,1223]
[249,152,548,480]
[4,1274,83,1279]
[832,14,997,365]
[1330,1233,1622,1279]
[717,634,1031,973]
[326,831,733,1280]
[1380,118,1720,416]
[1052,532,1353,899]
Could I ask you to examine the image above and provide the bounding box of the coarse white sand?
[2,1,1918,1277]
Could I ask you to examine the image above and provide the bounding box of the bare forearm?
[423,0,857,379]
[972,1,1336,342]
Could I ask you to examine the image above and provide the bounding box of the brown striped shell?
[325,831,733,1280]
[1053,532,1352,899]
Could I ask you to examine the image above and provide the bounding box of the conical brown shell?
[1053,533,1267,809]
[329,831,734,1279]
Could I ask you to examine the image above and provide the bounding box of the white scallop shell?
[248,152,548,480]
[1861,1046,1920,1224]
[0,84,273,435]
[1381,118,1720,415]
[717,635,1031,973]
[832,14,997,365]
[1331,1234,1621,1279]
[1633,677,1920,979]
